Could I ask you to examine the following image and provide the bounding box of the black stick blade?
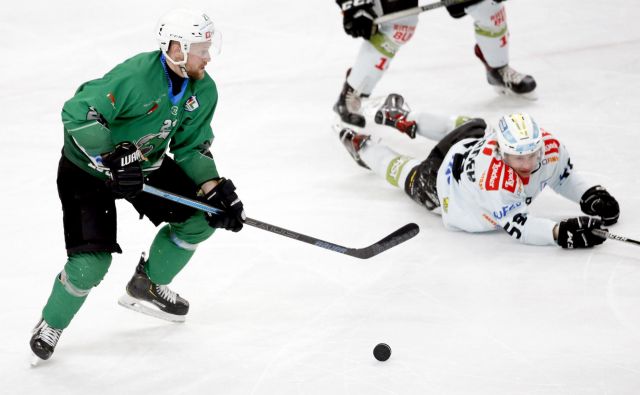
[346,223,420,259]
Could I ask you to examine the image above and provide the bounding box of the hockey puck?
[373,343,391,361]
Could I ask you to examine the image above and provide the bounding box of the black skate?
[374,93,418,138]
[339,128,371,169]
[333,71,366,128]
[475,44,537,99]
[30,318,63,365]
[118,253,189,323]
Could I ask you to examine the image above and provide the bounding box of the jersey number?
[503,213,527,240]
[374,57,388,71]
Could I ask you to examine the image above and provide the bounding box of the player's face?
[185,42,212,80]
[504,150,541,179]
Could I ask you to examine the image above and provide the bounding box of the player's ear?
[167,41,183,60]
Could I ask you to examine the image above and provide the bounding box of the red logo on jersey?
[146,102,158,115]
[392,24,415,43]
[484,140,497,155]
[106,92,116,108]
[502,166,517,193]
[485,158,504,191]
[491,8,506,26]
[544,138,560,155]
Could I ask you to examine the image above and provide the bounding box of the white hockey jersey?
[435,129,593,245]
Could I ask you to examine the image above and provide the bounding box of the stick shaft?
[592,229,640,246]
[142,184,419,258]
[373,0,466,24]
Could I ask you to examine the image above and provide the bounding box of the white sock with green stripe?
[359,141,421,189]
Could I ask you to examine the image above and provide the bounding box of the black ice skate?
[339,128,371,169]
[374,93,418,138]
[333,72,367,128]
[118,253,189,323]
[30,318,63,365]
[474,44,537,99]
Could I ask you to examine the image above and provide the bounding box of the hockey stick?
[142,184,420,259]
[592,229,640,247]
[373,0,471,25]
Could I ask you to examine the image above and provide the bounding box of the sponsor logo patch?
[146,102,159,115]
[185,95,200,112]
[485,158,504,191]
[502,166,517,193]
[386,156,411,187]
[106,92,116,108]
[493,202,522,220]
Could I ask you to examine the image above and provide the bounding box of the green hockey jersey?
[61,50,219,185]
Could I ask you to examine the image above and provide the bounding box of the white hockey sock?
[415,112,473,141]
[348,40,390,95]
[360,141,421,189]
[467,0,509,68]
[347,15,418,95]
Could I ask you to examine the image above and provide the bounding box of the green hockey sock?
[42,277,87,329]
[147,225,196,285]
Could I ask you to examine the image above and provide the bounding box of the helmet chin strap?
[164,52,190,79]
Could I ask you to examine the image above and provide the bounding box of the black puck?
[373,343,391,361]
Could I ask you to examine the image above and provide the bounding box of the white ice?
[1,1,640,394]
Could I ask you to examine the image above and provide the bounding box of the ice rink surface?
[1,1,639,393]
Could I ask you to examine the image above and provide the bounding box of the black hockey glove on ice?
[101,142,144,199]
[201,178,245,232]
[580,185,619,226]
[337,0,377,39]
[556,216,607,249]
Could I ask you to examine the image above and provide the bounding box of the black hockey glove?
[446,0,484,19]
[556,216,607,249]
[337,0,377,39]
[100,142,144,199]
[201,178,245,232]
[580,185,619,226]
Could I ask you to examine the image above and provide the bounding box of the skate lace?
[156,284,178,304]
[345,89,362,114]
[498,66,525,86]
[38,323,62,348]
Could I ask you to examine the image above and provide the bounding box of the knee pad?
[62,252,112,295]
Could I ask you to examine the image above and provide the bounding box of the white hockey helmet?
[156,9,221,66]
[496,113,543,156]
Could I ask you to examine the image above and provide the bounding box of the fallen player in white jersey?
[339,97,620,248]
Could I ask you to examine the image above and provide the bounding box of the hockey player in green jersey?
[30,9,245,364]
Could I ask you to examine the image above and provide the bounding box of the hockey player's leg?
[31,252,111,363]
[335,14,418,128]
[467,0,537,98]
[119,215,214,322]
[339,128,422,191]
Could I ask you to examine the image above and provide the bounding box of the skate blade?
[30,354,43,367]
[332,114,365,134]
[492,85,539,101]
[117,294,186,323]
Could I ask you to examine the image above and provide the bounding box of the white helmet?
[156,9,221,71]
[496,113,543,156]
